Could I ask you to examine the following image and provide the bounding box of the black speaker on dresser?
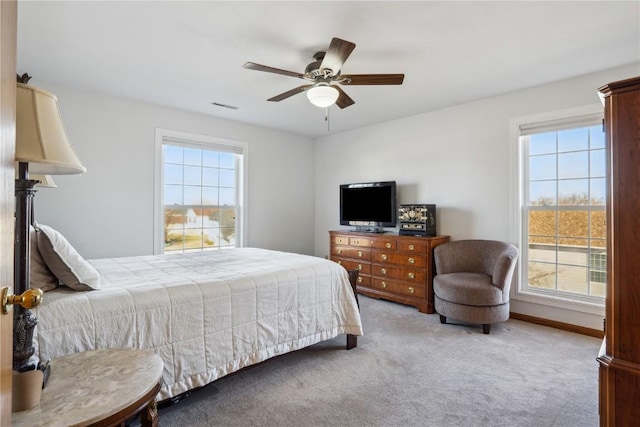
[399,204,436,236]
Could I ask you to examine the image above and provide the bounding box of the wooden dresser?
[597,76,640,426]
[329,231,449,313]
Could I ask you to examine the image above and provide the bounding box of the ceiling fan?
[243,37,404,109]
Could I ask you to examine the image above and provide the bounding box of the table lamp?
[13,74,86,373]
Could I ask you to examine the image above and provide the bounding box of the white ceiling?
[16,1,640,138]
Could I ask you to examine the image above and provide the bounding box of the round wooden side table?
[12,348,163,427]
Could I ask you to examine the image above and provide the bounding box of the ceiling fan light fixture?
[306,85,339,108]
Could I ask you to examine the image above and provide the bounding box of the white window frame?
[153,128,248,254]
[509,104,605,315]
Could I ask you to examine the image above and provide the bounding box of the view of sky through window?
[528,125,605,206]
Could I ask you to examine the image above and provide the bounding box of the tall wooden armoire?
[597,76,640,425]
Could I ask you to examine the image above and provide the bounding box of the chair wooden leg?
[439,315,447,324]
[482,324,491,334]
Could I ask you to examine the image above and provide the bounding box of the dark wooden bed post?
[346,269,360,350]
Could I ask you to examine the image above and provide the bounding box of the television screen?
[340,181,397,231]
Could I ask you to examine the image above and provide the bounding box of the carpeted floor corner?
[157,295,600,427]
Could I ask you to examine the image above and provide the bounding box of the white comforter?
[33,248,363,400]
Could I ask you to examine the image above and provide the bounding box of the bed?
[30,226,363,401]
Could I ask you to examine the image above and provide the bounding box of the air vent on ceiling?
[211,102,239,110]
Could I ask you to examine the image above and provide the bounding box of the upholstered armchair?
[433,240,519,334]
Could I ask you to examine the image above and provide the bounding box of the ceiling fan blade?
[320,38,356,76]
[335,86,355,109]
[243,62,304,79]
[267,85,312,102]
[340,74,405,85]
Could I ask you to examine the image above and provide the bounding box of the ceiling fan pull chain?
[325,107,330,132]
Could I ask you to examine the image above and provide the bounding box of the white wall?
[313,63,640,330]
[34,83,315,259]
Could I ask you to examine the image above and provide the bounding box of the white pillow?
[30,226,59,292]
[36,224,100,291]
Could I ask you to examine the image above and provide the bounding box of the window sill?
[512,288,604,316]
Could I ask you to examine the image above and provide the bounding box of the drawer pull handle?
[385,242,392,249]
[381,268,387,275]
[357,276,362,283]
[358,264,363,270]
[337,249,342,254]
[358,251,363,257]
[337,261,342,265]
[354,240,359,245]
[381,254,387,261]
[408,287,415,294]
[381,281,387,289]
[408,272,415,280]
[408,244,415,251]
[408,257,415,264]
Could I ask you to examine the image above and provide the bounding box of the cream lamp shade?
[14,172,57,188]
[306,85,339,108]
[16,83,86,175]
[32,175,57,188]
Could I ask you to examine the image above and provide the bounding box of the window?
[514,107,605,306]
[154,129,247,253]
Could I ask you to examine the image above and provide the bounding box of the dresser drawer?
[372,278,426,298]
[348,237,374,247]
[355,274,371,287]
[371,264,426,283]
[398,241,429,253]
[369,238,397,250]
[331,246,371,260]
[332,235,350,245]
[372,252,427,268]
[332,257,372,275]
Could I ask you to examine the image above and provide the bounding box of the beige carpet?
[157,295,600,427]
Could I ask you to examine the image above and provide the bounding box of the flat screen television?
[340,181,397,232]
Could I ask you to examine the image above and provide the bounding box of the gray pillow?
[36,224,100,291]
[30,226,59,292]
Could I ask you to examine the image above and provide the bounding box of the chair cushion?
[433,272,506,306]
